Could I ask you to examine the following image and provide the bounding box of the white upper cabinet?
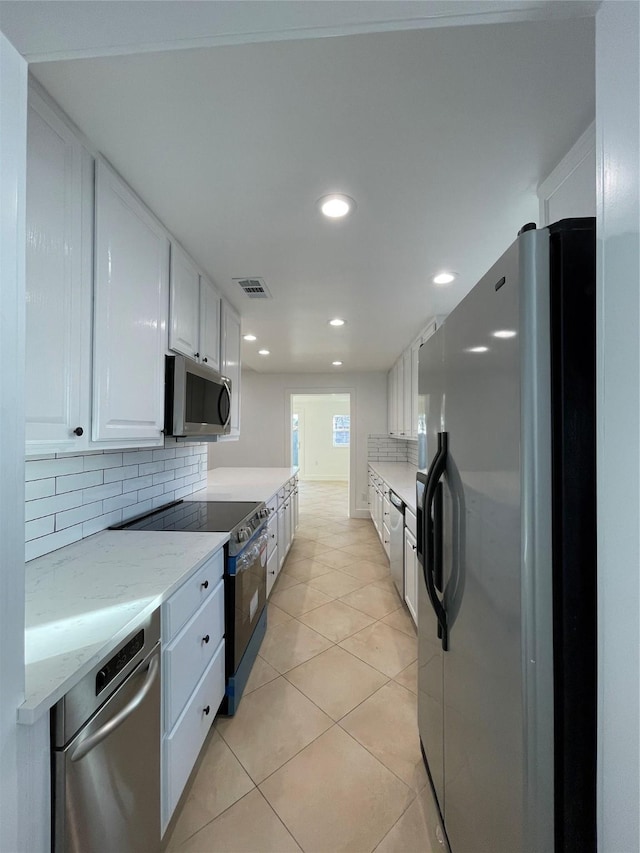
[169,243,200,360]
[169,244,221,371]
[25,90,92,455]
[219,301,241,439]
[387,368,396,436]
[388,318,440,441]
[198,274,221,372]
[93,158,169,444]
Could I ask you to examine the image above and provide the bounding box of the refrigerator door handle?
[424,432,449,651]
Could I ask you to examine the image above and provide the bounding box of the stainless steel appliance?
[416,218,596,853]
[164,354,231,438]
[113,499,269,715]
[52,609,161,853]
[388,490,405,599]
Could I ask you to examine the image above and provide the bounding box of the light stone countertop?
[21,529,228,724]
[192,466,299,503]
[367,461,420,514]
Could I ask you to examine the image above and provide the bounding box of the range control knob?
[237,526,251,542]
[258,508,269,519]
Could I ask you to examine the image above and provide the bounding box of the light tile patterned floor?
[166,481,434,853]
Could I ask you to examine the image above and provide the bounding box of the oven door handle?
[70,653,159,762]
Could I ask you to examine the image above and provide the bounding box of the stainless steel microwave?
[164,355,231,438]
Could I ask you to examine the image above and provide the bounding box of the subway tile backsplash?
[368,434,413,463]
[25,443,208,561]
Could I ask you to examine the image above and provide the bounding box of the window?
[332,414,350,447]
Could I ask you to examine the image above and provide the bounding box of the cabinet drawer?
[164,578,224,730]
[163,638,225,826]
[405,508,417,537]
[267,514,278,558]
[163,549,224,639]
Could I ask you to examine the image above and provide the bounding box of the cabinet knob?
[203,705,211,716]
[412,544,417,551]
[203,357,208,363]
[201,580,209,590]
[73,426,84,436]
[202,634,210,644]
[269,570,276,575]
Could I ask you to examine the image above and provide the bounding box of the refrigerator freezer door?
[417,327,446,814]
[440,239,526,853]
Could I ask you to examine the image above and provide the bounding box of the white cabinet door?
[93,158,169,444]
[169,242,200,360]
[25,90,92,454]
[292,483,299,533]
[387,368,396,436]
[411,339,421,440]
[395,360,404,436]
[402,348,412,437]
[284,497,292,555]
[404,527,418,626]
[266,546,278,598]
[220,301,241,439]
[199,275,221,371]
[277,506,286,570]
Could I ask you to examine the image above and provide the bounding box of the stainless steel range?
[113,499,270,714]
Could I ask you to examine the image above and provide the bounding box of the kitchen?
[0,3,638,853]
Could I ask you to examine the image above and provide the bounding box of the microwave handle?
[220,380,232,429]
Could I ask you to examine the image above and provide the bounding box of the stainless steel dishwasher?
[52,609,161,853]
[389,490,405,600]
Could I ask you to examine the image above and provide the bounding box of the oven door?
[226,527,268,672]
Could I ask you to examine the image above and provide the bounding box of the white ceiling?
[2,2,595,374]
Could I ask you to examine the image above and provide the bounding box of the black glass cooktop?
[113,500,262,533]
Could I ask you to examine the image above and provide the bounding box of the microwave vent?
[234,277,272,298]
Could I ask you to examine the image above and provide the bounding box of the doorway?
[290,393,351,518]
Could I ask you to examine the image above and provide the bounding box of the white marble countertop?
[20,529,228,724]
[368,462,419,514]
[192,466,299,503]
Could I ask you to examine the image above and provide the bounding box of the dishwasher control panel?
[96,629,144,695]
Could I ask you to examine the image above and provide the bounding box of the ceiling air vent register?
[234,278,272,298]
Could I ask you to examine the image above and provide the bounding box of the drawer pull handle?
[203,705,211,716]
[202,634,210,644]
[201,580,209,590]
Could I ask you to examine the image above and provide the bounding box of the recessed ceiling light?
[332,361,343,366]
[258,349,270,356]
[433,272,456,286]
[329,318,345,327]
[243,334,257,341]
[492,330,517,339]
[318,194,356,219]
[467,346,489,353]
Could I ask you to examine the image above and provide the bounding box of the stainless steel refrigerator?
[416,219,596,853]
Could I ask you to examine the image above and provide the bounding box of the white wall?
[595,3,640,851]
[293,395,350,481]
[210,369,387,516]
[537,122,596,226]
[0,31,27,853]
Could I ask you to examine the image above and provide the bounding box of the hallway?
[166,481,434,853]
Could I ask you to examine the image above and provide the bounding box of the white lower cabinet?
[161,548,225,833]
[404,525,418,626]
[163,641,225,826]
[277,504,286,571]
[266,478,298,597]
[266,546,279,598]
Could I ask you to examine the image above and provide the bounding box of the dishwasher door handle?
[70,654,160,762]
